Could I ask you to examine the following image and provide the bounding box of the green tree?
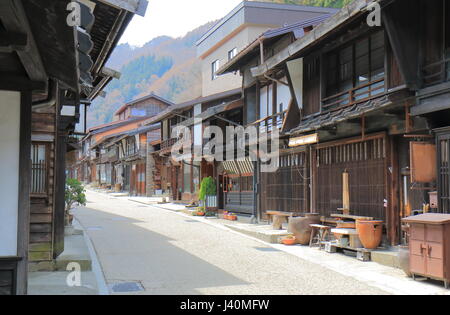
[65,178,87,225]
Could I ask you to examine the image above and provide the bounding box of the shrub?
[199,176,216,201]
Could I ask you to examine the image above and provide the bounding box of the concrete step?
[370,248,401,269]
[225,223,290,244]
[55,233,92,272]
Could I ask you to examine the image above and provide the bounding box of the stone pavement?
[64,190,442,295]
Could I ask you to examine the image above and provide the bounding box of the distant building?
[114,93,174,121]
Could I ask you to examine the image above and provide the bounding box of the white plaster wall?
[0,90,20,256]
[193,103,202,147]
[287,58,303,109]
[201,25,271,97]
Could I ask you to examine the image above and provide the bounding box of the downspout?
[32,80,57,110]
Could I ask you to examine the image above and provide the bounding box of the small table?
[331,214,374,221]
[309,224,331,249]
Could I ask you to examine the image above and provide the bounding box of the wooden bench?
[266,211,303,230]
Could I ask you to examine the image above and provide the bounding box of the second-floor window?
[326,31,385,105]
[228,48,237,61]
[125,138,136,156]
[212,60,220,80]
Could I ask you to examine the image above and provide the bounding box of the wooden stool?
[309,224,331,249]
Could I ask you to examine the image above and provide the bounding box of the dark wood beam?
[382,0,421,90]
[0,31,27,53]
[0,0,47,83]
[0,74,46,92]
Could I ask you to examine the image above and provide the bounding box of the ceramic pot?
[197,212,205,216]
[356,220,383,249]
[282,237,297,246]
[288,214,320,245]
[398,245,412,277]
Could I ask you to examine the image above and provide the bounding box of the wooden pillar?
[386,135,400,245]
[53,94,67,259]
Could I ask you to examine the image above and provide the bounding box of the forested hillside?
[263,0,353,8]
[87,22,215,127]
[87,0,353,128]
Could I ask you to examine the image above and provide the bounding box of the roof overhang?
[96,0,148,17]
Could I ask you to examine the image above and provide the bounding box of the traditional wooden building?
[142,1,337,206]
[70,92,170,196]
[114,92,174,121]
[216,14,333,218]
[218,0,447,246]
[0,0,148,294]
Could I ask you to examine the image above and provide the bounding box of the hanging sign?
[289,133,318,147]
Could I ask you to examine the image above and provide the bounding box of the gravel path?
[74,190,389,295]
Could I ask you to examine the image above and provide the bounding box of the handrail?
[249,110,288,126]
[322,78,385,112]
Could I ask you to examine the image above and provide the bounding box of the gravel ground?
[73,190,389,295]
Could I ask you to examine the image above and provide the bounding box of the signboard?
[289,133,318,147]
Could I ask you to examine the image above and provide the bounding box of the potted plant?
[65,178,87,226]
[226,212,238,221]
[199,177,217,209]
[196,206,206,216]
[281,235,297,246]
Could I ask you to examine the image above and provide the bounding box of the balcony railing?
[322,78,385,112]
[161,138,177,151]
[422,56,450,87]
[250,110,287,134]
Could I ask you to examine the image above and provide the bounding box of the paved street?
[74,190,389,295]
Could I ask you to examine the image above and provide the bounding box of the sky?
[119,0,243,47]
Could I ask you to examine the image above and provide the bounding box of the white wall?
[0,90,20,256]
[201,25,271,97]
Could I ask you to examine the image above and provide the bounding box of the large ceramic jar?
[356,220,383,249]
[288,214,320,245]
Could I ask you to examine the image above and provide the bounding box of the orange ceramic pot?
[282,237,297,246]
[197,212,205,216]
[356,220,383,249]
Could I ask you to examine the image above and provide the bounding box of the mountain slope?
[87,0,353,128]
[87,22,215,128]
[261,0,354,8]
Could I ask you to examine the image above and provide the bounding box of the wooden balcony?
[161,138,177,151]
[322,78,385,113]
[249,110,287,134]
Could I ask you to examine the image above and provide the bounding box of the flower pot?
[228,215,237,221]
[282,237,297,246]
[356,220,383,249]
[288,213,320,245]
[197,212,205,216]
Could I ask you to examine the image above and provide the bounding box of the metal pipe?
[32,80,57,110]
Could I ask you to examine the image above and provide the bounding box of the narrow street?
[73,190,389,295]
